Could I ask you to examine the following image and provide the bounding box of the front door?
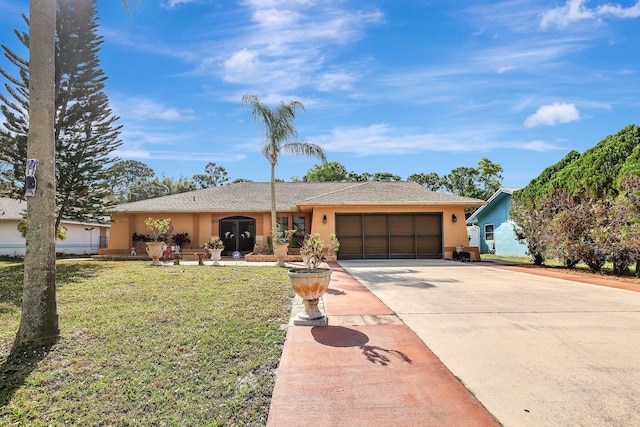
[219,216,256,256]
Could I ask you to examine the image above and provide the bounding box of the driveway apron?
[340,260,640,427]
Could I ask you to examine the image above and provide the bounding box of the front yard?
[0,260,293,426]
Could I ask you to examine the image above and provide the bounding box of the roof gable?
[466,188,521,224]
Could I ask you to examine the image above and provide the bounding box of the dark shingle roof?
[110,181,485,213]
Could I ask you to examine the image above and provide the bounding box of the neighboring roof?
[465,187,521,224]
[110,181,486,213]
[0,197,110,227]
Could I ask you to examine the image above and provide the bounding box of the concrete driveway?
[339,260,640,427]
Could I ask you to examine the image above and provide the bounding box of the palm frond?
[282,142,327,163]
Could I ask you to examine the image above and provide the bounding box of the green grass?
[481,254,638,276]
[0,260,294,426]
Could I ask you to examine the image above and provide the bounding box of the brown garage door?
[335,213,442,259]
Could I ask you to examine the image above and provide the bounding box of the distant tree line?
[106,160,230,202]
[511,124,640,275]
[294,157,503,200]
[107,157,505,204]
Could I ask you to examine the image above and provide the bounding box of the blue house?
[466,188,528,257]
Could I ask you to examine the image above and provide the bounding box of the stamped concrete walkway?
[267,263,500,427]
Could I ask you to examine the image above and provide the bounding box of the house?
[465,187,528,257]
[102,181,485,260]
[0,197,110,256]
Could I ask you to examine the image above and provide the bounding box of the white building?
[0,198,110,256]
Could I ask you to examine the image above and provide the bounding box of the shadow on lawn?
[1,262,108,308]
[0,343,54,407]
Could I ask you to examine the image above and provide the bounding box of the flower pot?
[273,243,289,267]
[288,267,332,325]
[145,242,164,266]
[209,248,223,266]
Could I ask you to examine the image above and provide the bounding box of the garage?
[335,213,443,260]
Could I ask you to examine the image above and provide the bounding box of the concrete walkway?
[339,260,640,427]
[267,262,500,427]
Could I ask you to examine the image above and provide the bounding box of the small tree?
[193,162,229,188]
[408,172,443,191]
[144,217,172,242]
[303,161,348,182]
[511,194,550,265]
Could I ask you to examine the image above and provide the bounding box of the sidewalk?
[267,263,500,427]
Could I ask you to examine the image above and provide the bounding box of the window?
[276,216,288,233]
[484,224,494,241]
[293,216,306,233]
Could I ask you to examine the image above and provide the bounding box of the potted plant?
[144,217,172,265]
[203,237,225,266]
[272,228,295,267]
[328,232,340,260]
[288,233,332,325]
[171,232,191,253]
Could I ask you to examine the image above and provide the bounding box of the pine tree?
[0,0,122,230]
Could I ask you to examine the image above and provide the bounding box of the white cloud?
[115,147,247,162]
[520,140,563,151]
[222,49,263,83]
[314,124,456,155]
[316,72,357,92]
[541,0,640,29]
[111,96,197,122]
[161,0,199,9]
[115,148,152,159]
[312,122,565,156]
[598,2,640,18]
[252,8,301,28]
[214,2,383,93]
[524,102,580,127]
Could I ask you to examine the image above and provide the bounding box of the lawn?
[481,254,638,277]
[0,260,294,426]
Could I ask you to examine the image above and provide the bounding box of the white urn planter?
[145,242,164,266]
[288,267,332,326]
[209,248,223,266]
[273,243,289,267]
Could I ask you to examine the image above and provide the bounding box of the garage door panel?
[338,215,363,237]
[391,236,415,255]
[364,215,388,235]
[416,214,441,234]
[390,215,415,235]
[418,238,442,254]
[339,237,363,257]
[364,236,389,255]
[336,215,363,258]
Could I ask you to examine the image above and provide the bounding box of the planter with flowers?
[327,232,340,261]
[144,217,172,265]
[288,233,332,325]
[272,228,295,267]
[171,232,191,253]
[203,237,225,266]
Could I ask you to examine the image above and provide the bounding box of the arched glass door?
[219,216,256,256]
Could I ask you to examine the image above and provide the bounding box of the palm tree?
[14,0,132,349]
[242,93,327,236]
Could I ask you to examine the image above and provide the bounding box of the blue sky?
[2,0,640,188]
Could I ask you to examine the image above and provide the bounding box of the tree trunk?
[14,0,59,348]
[270,160,277,233]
